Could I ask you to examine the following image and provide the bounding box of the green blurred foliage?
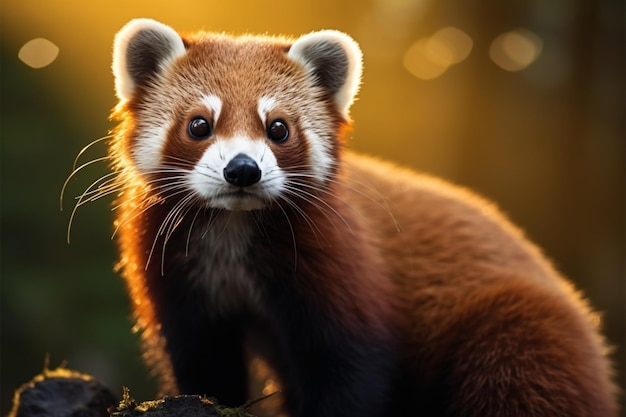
[1,0,624,413]
[0,21,156,409]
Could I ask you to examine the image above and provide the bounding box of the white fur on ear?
[288,30,363,117]
[113,18,186,101]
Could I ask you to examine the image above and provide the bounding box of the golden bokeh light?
[489,29,542,72]
[403,26,473,80]
[18,38,60,69]
[404,38,449,80]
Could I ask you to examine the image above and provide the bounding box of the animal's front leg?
[266,304,399,417]
[158,289,249,406]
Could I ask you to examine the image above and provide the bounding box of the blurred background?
[1,0,623,412]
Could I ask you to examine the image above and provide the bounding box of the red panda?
[102,18,617,416]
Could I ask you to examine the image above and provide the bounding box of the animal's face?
[113,19,362,211]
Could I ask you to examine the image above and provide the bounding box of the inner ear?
[288,30,362,117]
[113,19,186,101]
[125,29,182,86]
[295,40,349,94]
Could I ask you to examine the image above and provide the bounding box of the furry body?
[107,19,617,416]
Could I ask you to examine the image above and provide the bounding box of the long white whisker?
[111,176,191,240]
[112,194,163,239]
[186,205,205,256]
[72,172,120,202]
[200,207,219,240]
[275,201,298,269]
[145,188,197,270]
[283,167,399,232]
[281,186,333,236]
[67,170,122,243]
[278,194,327,247]
[159,192,197,275]
[109,176,189,210]
[283,180,353,235]
[72,135,112,171]
[60,156,111,211]
[335,168,400,232]
[162,192,196,243]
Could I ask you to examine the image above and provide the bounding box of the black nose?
[223,153,262,187]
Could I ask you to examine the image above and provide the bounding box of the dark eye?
[267,119,289,143]
[188,117,213,140]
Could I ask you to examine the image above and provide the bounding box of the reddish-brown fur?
[106,20,618,416]
[342,154,617,415]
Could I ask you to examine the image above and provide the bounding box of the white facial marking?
[133,119,171,174]
[257,96,277,125]
[201,94,222,122]
[133,95,222,176]
[302,127,334,182]
[258,95,332,183]
[188,135,285,211]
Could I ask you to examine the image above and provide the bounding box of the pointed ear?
[113,18,186,101]
[288,30,362,117]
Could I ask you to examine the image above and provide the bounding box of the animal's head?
[112,18,362,211]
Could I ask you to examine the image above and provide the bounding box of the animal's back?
[343,151,616,415]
